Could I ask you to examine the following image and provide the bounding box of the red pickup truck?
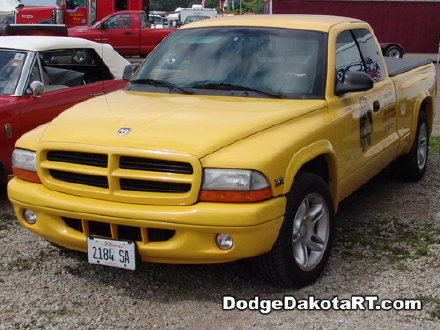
[68,10,176,57]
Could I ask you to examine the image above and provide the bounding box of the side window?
[336,30,364,82]
[29,59,42,85]
[140,12,151,28]
[39,49,113,89]
[352,29,385,82]
[103,14,131,29]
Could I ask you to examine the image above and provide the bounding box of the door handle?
[124,31,132,35]
[373,100,380,112]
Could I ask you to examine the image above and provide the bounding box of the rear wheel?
[0,163,7,200]
[395,111,429,181]
[256,172,334,287]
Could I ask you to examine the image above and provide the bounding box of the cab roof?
[0,35,111,52]
[0,36,130,79]
[180,14,364,32]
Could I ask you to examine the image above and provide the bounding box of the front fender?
[283,140,338,209]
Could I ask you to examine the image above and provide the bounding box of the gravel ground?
[0,67,439,330]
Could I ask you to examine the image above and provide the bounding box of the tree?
[244,0,264,14]
[149,1,192,12]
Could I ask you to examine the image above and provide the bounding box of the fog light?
[23,209,37,225]
[216,233,234,250]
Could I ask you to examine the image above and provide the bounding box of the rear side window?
[39,48,113,84]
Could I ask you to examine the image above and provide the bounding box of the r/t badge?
[117,128,132,136]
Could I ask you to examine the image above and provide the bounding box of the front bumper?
[8,178,286,264]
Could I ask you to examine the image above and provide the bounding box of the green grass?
[429,298,440,319]
[7,250,53,271]
[336,217,440,264]
[430,135,440,154]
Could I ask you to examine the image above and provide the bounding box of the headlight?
[200,168,272,203]
[12,149,41,183]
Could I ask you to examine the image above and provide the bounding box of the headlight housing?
[200,168,272,203]
[12,148,41,183]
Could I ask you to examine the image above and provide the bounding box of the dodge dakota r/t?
[8,15,436,287]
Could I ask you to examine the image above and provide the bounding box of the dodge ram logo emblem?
[117,128,132,136]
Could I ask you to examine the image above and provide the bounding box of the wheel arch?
[283,140,338,211]
[419,96,434,136]
[406,95,434,154]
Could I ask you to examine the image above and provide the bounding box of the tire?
[385,45,404,58]
[38,19,55,24]
[395,111,429,181]
[0,163,7,200]
[256,172,335,288]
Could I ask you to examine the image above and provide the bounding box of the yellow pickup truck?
[8,15,436,287]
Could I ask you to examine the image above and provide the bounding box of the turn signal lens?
[200,188,272,203]
[12,167,41,183]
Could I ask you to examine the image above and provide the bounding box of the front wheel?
[256,172,335,287]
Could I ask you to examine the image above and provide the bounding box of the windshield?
[129,27,327,99]
[0,51,27,95]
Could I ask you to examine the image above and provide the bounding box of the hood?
[40,90,327,158]
[68,25,93,35]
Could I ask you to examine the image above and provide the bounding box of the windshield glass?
[0,51,27,95]
[129,27,327,99]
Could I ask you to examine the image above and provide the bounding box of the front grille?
[40,147,201,205]
[63,217,175,243]
[120,156,193,174]
[120,178,191,193]
[47,151,108,167]
[49,169,109,188]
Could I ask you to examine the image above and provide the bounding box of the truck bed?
[385,57,432,77]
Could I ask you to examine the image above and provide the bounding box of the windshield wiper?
[129,79,193,95]
[191,83,282,98]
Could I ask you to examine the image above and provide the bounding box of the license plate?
[87,237,136,270]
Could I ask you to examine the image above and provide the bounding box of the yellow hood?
[41,90,327,158]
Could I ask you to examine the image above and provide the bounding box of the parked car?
[183,15,211,25]
[68,10,176,57]
[0,14,15,33]
[0,35,130,186]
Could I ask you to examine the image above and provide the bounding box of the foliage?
[429,136,440,155]
[149,0,264,14]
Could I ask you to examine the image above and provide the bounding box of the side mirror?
[30,81,44,97]
[335,71,374,96]
[123,63,141,81]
